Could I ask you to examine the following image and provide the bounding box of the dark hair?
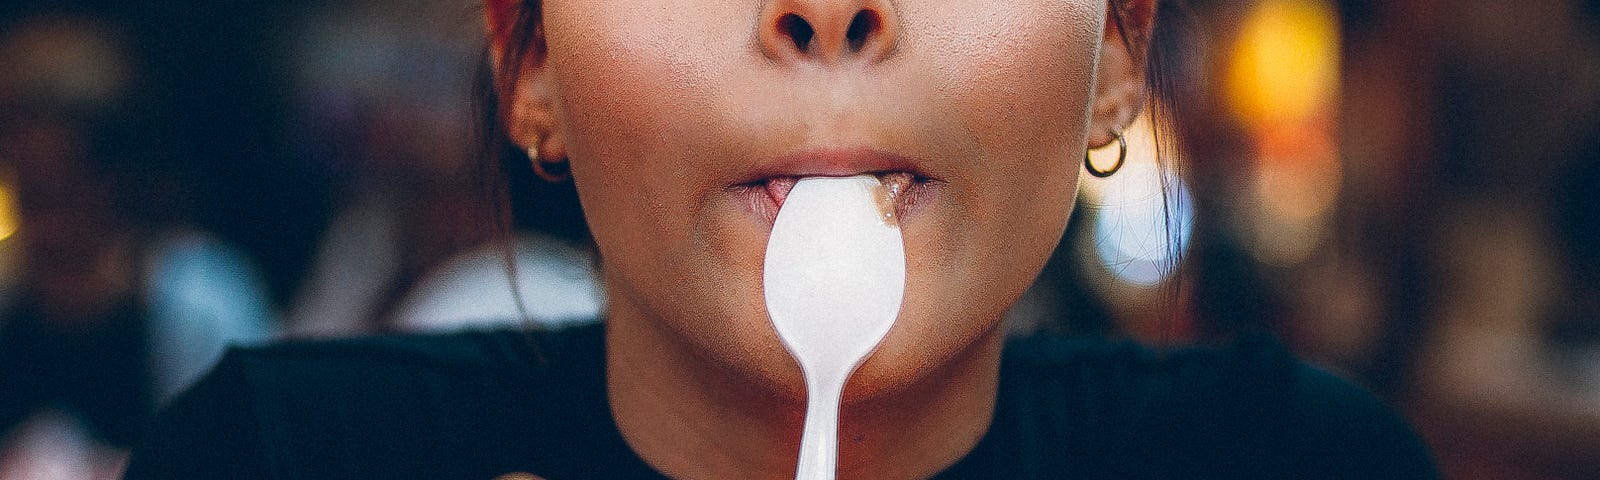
[473,1,586,244]
[474,0,1194,328]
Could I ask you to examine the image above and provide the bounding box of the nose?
[759,0,900,65]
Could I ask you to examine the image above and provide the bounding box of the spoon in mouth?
[763,175,906,480]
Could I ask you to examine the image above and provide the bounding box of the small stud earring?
[527,134,570,182]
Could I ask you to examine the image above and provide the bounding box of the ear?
[1088,0,1158,148]
[485,0,566,160]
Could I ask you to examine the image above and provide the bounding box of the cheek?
[940,2,1102,149]
[545,2,718,171]
[541,1,796,385]
[542,2,736,256]
[918,0,1102,220]
[544,0,753,149]
[919,1,1102,269]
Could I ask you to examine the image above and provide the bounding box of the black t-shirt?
[125,323,1438,479]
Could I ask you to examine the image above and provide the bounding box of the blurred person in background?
[1333,1,1600,478]
[280,0,603,337]
[1157,1,1600,478]
[0,11,275,479]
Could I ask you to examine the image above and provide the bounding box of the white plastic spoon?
[763,175,906,480]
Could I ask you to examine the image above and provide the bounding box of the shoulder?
[126,324,606,479]
[994,332,1438,479]
[1277,359,1440,478]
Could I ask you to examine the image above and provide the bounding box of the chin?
[845,291,1009,405]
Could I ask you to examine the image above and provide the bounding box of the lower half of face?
[545,0,1104,401]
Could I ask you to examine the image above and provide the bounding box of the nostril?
[845,10,880,52]
[760,2,896,62]
[778,13,815,52]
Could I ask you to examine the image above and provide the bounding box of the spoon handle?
[795,377,844,480]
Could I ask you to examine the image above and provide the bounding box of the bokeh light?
[1224,0,1340,130]
[0,182,19,243]
[1223,0,1343,267]
[0,16,130,111]
[1080,112,1194,288]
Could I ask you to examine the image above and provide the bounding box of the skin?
[486,0,1156,477]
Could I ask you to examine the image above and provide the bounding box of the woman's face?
[506,0,1140,400]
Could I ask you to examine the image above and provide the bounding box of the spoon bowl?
[763,175,906,480]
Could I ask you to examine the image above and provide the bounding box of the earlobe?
[1087,0,1158,147]
[485,1,565,160]
[505,70,564,160]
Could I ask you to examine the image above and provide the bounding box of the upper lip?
[731,146,936,186]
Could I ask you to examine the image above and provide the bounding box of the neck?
[606,298,1004,480]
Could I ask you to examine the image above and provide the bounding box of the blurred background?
[0,0,1595,478]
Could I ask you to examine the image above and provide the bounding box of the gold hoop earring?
[1085,129,1127,178]
[527,136,570,183]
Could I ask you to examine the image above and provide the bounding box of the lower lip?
[731,173,939,227]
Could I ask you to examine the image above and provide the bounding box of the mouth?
[729,148,941,226]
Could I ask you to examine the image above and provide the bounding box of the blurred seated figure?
[281,0,606,336]
[279,0,515,337]
[0,12,276,474]
[1325,2,1600,476]
[1405,127,1600,480]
